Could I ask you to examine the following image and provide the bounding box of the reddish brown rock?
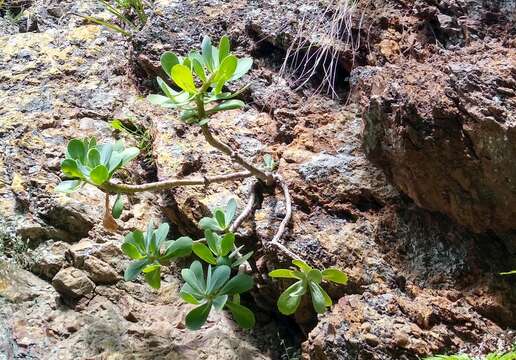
[355,42,516,240]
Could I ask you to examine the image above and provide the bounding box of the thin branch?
[200,125,274,186]
[267,175,302,261]
[230,180,259,232]
[230,180,259,273]
[100,171,252,194]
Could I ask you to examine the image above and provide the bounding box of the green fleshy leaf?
[225,302,255,329]
[214,209,226,229]
[199,217,222,232]
[180,284,201,304]
[185,302,212,330]
[154,223,169,251]
[309,281,328,313]
[277,281,304,315]
[144,267,161,289]
[219,273,254,295]
[212,294,228,311]
[220,233,235,257]
[192,242,217,265]
[181,261,205,294]
[231,58,253,81]
[87,148,101,168]
[121,242,142,260]
[119,147,140,167]
[293,260,312,273]
[206,265,230,293]
[321,268,348,284]
[67,139,85,161]
[55,180,82,193]
[218,35,230,63]
[180,109,198,123]
[213,55,237,94]
[163,236,193,259]
[205,229,219,255]
[191,59,206,82]
[225,198,237,225]
[112,194,124,219]
[269,269,300,279]
[61,159,84,178]
[124,259,149,281]
[307,269,322,284]
[107,151,123,174]
[125,230,145,254]
[89,165,109,185]
[208,99,244,114]
[99,143,113,165]
[171,64,196,94]
[147,94,175,107]
[161,51,180,77]
[201,36,213,71]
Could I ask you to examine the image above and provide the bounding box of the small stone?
[83,256,118,285]
[31,241,70,280]
[364,333,380,346]
[394,331,410,347]
[52,267,95,299]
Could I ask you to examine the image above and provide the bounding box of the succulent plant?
[192,229,253,268]
[122,223,193,289]
[148,35,252,124]
[180,260,255,330]
[269,260,347,315]
[55,138,139,192]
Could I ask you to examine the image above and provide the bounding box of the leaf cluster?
[148,35,253,124]
[269,260,347,315]
[193,199,253,268]
[180,260,255,330]
[56,138,139,193]
[121,223,192,288]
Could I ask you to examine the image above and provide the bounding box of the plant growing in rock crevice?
[269,260,347,315]
[77,0,152,37]
[56,35,347,329]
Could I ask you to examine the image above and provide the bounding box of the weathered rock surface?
[31,240,69,279]
[52,267,95,299]
[355,42,516,240]
[1,0,515,359]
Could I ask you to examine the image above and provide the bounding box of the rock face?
[1,0,515,359]
[355,42,516,239]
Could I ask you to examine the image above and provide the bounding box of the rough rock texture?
[0,0,515,359]
[355,42,516,241]
[52,267,95,299]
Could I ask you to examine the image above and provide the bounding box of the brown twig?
[100,171,252,194]
[230,180,259,233]
[200,125,274,186]
[268,175,302,261]
[229,180,259,272]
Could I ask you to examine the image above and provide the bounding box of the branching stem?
[100,171,252,194]
[268,175,302,261]
[230,180,258,233]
